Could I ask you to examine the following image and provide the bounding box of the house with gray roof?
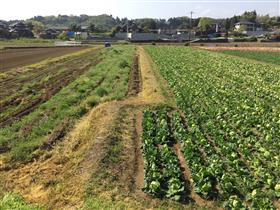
[234,21,270,36]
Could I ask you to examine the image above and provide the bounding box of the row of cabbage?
[145,46,280,209]
[142,109,186,201]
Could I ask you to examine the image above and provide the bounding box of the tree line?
[1,11,279,35]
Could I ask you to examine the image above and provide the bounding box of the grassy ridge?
[221,50,280,65]
[0,46,135,162]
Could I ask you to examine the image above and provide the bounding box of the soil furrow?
[0,53,101,127]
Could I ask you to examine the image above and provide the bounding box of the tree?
[224,18,231,32]
[167,17,190,29]
[198,17,212,32]
[31,21,45,35]
[69,23,81,32]
[257,15,272,29]
[89,22,96,33]
[236,25,247,33]
[0,28,9,38]
[26,22,34,31]
[221,18,231,36]
[110,26,121,37]
[139,19,157,30]
[230,15,240,29]
[58,32,68,40]
[242,10,257,22]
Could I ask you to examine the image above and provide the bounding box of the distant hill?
[2,11,279,33]
[28,14,120,31]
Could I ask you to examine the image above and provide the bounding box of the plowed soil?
[128,55,141,96]
[0,47,87,72]
[0,47,101,128]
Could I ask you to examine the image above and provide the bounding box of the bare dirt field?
[0,47,87,72]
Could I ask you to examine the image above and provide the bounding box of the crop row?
[145,46,280,209]
[142,109,186,201]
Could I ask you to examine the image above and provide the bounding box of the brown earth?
[0,47,88,72]
[173,143,220,209]
[127,55,141,97]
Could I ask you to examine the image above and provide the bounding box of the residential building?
[0,21,9,38]
[9,22,33,38]
[234,21,270,36]
[39,29,59,39]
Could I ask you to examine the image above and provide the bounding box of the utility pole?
[126,19,129,34]
[189,11,194,43]
[126,18,129,40]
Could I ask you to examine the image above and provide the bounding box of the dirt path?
[173,143,219,209]
[0,47,88,72]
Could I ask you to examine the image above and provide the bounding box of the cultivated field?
[0,47,88,72]
[0,44,279,210]
[145,46,280,209]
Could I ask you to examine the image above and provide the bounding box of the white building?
[234,21,269,36]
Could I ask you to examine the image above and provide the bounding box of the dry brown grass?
[197,46,280,52]
[0,101,121,209]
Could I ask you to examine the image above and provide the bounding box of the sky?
[0,0,279,20]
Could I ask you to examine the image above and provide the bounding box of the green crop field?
[221,50,280,65]
[144,46,280,209]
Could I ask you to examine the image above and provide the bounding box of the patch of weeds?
[103,136,123,164]
[78,85,88,93]
[74,106,88,118]
[96,88,108,97]
[10,140,40,162]
[82,197,126,210]
[0,73,7,79]
[86,96,100,107]
[0,193,43,210]
[113,48,122,54]
[42,75,52,83]
[22,82,37,94]
[119,60,129,68]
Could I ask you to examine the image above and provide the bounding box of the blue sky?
[1,0,279,20]
[125,0,279,18]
